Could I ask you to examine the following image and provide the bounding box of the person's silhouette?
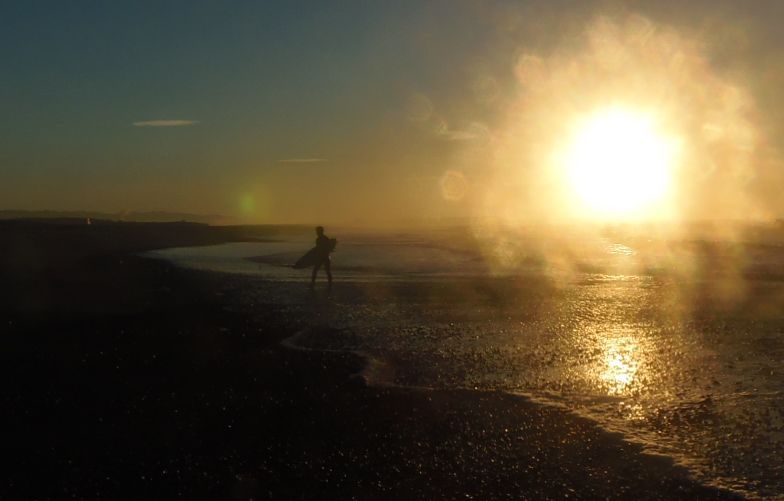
[311,226,334,288]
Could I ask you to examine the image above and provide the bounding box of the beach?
[10,1,784,498]
[1,221,744,499]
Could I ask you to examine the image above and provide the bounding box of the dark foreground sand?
[0,222,740,499]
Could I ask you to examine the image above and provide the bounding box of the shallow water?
[147,226,784,498]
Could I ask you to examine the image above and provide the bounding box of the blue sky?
[3,1,784,223]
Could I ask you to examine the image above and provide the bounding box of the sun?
[562,107,678,219]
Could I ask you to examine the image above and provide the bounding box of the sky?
[3,1,784,224]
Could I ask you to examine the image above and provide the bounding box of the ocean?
[146,223,784,498]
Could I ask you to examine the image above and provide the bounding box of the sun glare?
[562,108,678,219]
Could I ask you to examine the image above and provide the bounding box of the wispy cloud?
[439,130,479,141]
[278,158,328,163]
[428,120,490,142]
[133,119,199,127]
[437,121,490,142]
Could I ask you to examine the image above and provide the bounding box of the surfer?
[310,226,334,288]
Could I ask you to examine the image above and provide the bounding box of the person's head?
[316,226,324,236]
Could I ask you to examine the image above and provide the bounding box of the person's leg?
[325,258,332,286]
[311,261,321,286]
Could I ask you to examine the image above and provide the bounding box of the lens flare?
[440,170,469,201]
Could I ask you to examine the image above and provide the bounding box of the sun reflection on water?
[600,335,640,395]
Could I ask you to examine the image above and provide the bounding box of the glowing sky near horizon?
[3,1,784,224]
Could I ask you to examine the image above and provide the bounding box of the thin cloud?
[440,130,479,141]
[278,158,328,163]
[434,121,490,142]
[133,120,199,127]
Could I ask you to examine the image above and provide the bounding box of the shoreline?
[271,321,739,499]
[0,223,743,499]
[281,324,750,499]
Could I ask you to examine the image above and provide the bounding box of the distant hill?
[0,210,230,225]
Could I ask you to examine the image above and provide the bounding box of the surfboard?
[293,247,319,269]
[292,238,337,269]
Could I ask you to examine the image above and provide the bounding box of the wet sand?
[0,221,739,499]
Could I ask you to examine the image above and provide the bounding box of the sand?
[0,221,739,499]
